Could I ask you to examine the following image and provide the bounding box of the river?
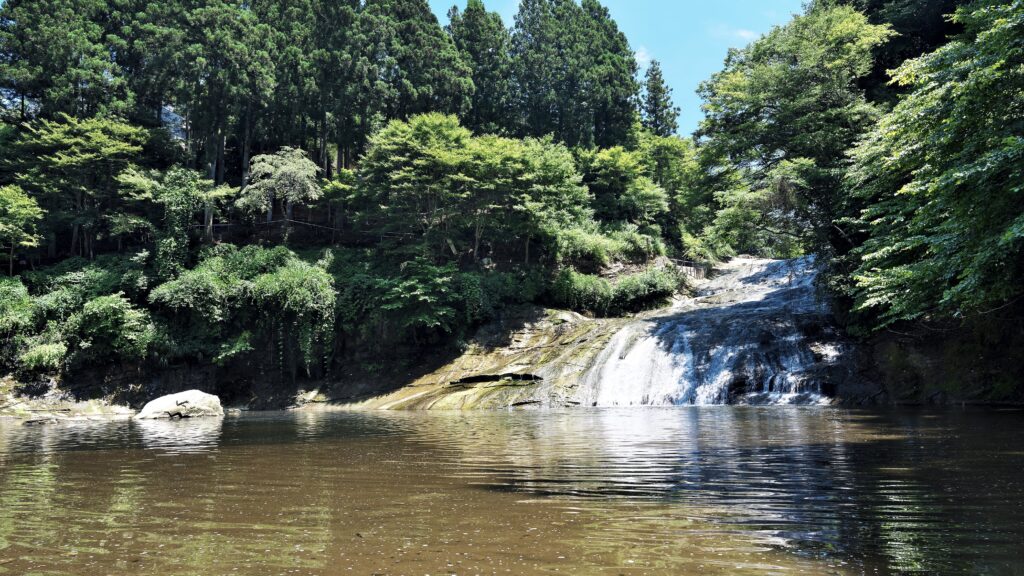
[1,408,1022,575]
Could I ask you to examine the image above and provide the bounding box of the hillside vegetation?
[0,0,1020,394]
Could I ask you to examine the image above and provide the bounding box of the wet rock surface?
[357,257,866,409]
[578,257,856,406]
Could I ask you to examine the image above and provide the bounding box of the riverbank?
[3,257,1022,418]
[0,376,133,421]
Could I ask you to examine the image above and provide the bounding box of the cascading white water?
[576,256,848,406]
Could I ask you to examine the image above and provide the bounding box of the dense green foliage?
[693,0,1023,334]
[447,0,513,135]
[0,105,688,380]
[551,266,681,317]
[697,5,895,257]
[1,0,1020,388]
[847,0,1024,327]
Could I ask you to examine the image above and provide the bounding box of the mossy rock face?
[865,314,1024,405]
[354,307,626,410]
[0,377,13,395]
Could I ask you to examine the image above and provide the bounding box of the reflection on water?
[134,417,223,454]
[0,408,1022,575]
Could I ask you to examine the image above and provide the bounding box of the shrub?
[149,259,236,321]
[0,277,34,368]
[149,245,337,373]
[379,260,460,336]
[224,245,293,279]
[22,253,150,309]
[551,269,614,315]
[249,256,336,374]
[550,266,682,316]
[555,227,619,269]
[0,277,33,335]
[67,293,154,366]
[19,342,67,371]
[611,267,681,313]
[606,226,666,262]
[555,225,666,271]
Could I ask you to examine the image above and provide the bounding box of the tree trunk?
[215,133,226,185]
[319,115,330,176]
[207,115,220,181]
[204,203,214,240]
[242,104,253,186]
[474,218,482,261]
[8,245,14,276]
[71,190,83,256]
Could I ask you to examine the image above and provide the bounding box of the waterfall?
[576,256,849,406]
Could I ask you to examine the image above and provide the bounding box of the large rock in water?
[135,390,224,419]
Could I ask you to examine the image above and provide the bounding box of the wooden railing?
[669,258,711,280]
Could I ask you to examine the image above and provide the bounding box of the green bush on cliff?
[555,225,665,271]
[250,258,336,373]
[18,341,67,372]
[149,244,336,376]
[611,267,681,312]
[551,266,682,316]
[22,254,151,309]
[0,277,34,366]
[551,269,615,315]
[65,293,154,367]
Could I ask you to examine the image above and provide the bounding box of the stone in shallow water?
[135,390,224,419]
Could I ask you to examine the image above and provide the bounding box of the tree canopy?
[847,0,1024,327]
[697,4,894,256]
[1,0,1019,387]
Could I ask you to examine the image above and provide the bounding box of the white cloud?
[634,45,653,68]
[708,24,760,45]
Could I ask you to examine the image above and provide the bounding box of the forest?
[0,0,1021,387]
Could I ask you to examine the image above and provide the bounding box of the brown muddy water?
[1,408,1023,575]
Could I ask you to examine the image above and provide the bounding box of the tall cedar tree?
[103,0,186,127]
[641,60,679,137]
[362,0,474,121]
[582,0,638,148]
[511,0,637,148]
[0,0,130,120]
[447,0,513,135]
[175,1,273,184]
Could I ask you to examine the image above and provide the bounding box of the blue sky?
[429,0,805,136]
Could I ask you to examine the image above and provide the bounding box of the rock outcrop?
[355,257,867,409]
[135,390,224,419]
